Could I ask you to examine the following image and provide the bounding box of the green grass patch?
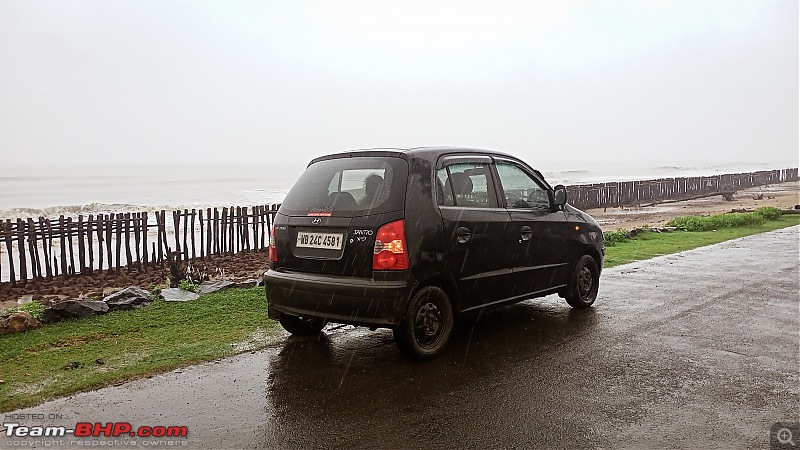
[664,206,783,232]
[603,228,637,246]
[0,288,281,412]
[605,214,800,267]
[4,300,46,321]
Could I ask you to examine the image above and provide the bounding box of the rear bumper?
[264,269,414,328]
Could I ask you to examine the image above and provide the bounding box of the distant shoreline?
[1,166,796,221]
[588,180,799,231]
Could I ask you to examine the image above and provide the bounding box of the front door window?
[495,162,550,209]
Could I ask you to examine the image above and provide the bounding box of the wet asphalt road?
[7,226,799,449]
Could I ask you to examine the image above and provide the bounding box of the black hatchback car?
[264,147,604,359]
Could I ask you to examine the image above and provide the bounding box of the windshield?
[279,156,408,217]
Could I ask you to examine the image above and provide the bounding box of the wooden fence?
[565,168,798,210]
[1,205,279,285]
[1,168,798,284]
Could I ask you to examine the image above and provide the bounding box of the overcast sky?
[0,0,797,170]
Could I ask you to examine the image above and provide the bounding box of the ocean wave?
[0,203,166,221]
[654,162,774,173]
[544,169,592,175]
[0,201,284,222]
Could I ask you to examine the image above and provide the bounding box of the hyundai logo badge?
[312,218,321,224]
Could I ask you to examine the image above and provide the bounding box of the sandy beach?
[586,180,800,231]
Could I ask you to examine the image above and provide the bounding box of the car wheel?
[565,255,600,308]
[394,286,454,360]
[278,313,326,336]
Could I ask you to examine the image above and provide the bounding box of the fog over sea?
[0,160,794,221]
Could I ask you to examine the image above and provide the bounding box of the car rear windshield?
[280,156,409,217]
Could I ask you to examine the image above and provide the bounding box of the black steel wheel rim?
[414,301,443,347]
[578,266,593,299]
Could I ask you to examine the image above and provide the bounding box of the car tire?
[278,313,326,336]
[394,286,454,360]
[565,255,600,308]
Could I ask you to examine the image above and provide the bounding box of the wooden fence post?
[243,206,250,251]
[190,209,196,260]
[66,217,76,275]
[133,213,142,272]
[77,215,86,274]
[221,207,228,254]
[28,218,41,279]
[39,217,53,279]
[160,211,169,265]
[235,206,242,252]
[229,207,235,254]
[156,211,164,265]
[97,214,104,273]
[105,214,113,273]
[142,212,149,268]
[214,208,220,255]
[206,208,213,258]
[199,209,204,260]
[260,206,267,249]
[114,214,122,274]
[124,213,133,271]
[173,210,182,263]
[57,216,66,278]
[17,218,28,283]
[182,209,189,261]
[86,215,94,275]
[4,219,16,285]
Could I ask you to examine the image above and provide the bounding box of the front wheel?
[394,286,454,360]
[565,255,600,308]
[279,313,326,336]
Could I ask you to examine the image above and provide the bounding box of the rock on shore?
[42,299,109,323]
[103,286,154,311]
[161,288,200,302]
[0,311,41,335]
[197,280,235,294]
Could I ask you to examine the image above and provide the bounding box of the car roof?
[306,146,551,189]
[307,146,520,166]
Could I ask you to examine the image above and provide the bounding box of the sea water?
[0,160,790,221]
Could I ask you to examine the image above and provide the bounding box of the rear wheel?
[394,286,454,360]
[278,313,326,336]
[565,255,600,308]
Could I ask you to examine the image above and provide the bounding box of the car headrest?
[329,191,356,210]
[448,173,473,196]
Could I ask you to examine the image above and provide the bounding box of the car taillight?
[269,226,278,263]
[373,219,409,270]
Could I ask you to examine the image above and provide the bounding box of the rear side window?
[280,157,408,216]
[436,163,498,208]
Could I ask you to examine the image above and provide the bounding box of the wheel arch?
[583,246,603,274]
[406,274,459,317]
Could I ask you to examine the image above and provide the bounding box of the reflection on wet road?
[263,303,601,449]
[9,226,799,449]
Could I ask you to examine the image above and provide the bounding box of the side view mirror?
[553,185,567,207]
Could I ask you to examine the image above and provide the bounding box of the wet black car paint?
[265,147,604,328]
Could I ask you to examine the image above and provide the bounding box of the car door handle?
[455,227,472,244]
[520,226,532,242]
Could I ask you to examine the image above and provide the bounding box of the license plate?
[296,231,344,250]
